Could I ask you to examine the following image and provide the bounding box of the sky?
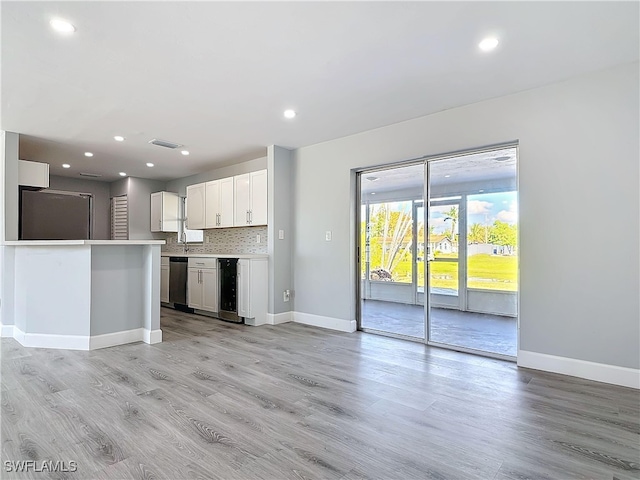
[430,191,518,235]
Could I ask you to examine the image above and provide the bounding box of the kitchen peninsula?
[3,239,164,350]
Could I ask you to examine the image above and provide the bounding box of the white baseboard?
[9,326,163,350]
[0,323,14,337]
[90,328,145,350]
[518,350,640,389]
[144,328,162,344]
[293,311,357,333]
[13,326,91,350]
[266,312,293,325]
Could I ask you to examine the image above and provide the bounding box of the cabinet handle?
[249,210,252,224]
[218,213,221,226]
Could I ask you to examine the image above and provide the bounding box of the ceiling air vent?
[79,172,102,178]
[149,139,183,149]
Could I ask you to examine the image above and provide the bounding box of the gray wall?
[127,177,167,240]
[291,62,639,369]
[49,175,111,240]
[109,177,167,240]
[165,156,267,196]
[90,245,144,335]
[267,146,293,315]
[110,177,128,198]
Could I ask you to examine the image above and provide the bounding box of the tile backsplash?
[162,226,268,254]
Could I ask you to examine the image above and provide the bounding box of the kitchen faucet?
[181,231,189,253]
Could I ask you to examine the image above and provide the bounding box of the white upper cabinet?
[250,169,268,226]
[234,174,251,226]
[187,169,266,230]
[186,183,206,230]
[150,191,179,232]
[18,160,49,189]
[205,177,234,228]
[234,169,267,226]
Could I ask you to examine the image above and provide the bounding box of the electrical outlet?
[256,234,261,243]
[283,290,290,302]
[278,229,285,240]
[325,231,332,241]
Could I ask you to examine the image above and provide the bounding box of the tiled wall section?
[162,226,268,254]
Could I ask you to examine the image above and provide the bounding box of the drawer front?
[188,257,218,269]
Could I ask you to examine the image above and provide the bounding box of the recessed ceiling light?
[114,135,125,142]
[444,174,451,178]
[146,163,154,167]
[84,152,93,157]
[479,189,485,193]
[119,172,127,177]
[479,37,499,52]
[181,150,189,156]
[50,18,76,34]
[283,109,296,119]
[366,176,379,182]
[62,163,71,169]
[371,192,376,195]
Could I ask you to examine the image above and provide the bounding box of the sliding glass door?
[358,145,518,359]
[359,163,425,339]
[426,148,518,357]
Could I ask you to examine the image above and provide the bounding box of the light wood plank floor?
[1,307,638,479]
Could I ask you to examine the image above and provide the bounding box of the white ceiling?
[2,2,638,182]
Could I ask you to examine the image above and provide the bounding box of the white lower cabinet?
[184,256,267,324]
[238,258,268,325]
[188,258,218,312]
[160,257,170,303]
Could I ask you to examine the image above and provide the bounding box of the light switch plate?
[256,234,261,243]
[278,229,285,240]
[325,231,332,241]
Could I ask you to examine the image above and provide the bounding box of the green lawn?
[388,254,518,292]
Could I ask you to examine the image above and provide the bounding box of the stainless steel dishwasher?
[169,257,189,307]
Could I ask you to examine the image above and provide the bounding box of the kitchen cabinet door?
[234,170,267,226]
[205,180,219,228]
[186,183,205,230]
[234,174,251,226]
[249,169,268,226]
[160,264,170,303]
[205,177,234,229]
[237,258,268,325]
[187,267,203,309]
[151,191,179,232]
[18,160,49,189]
[237,259,250,318]
[219,177,235,227]
[201,268,218,312]
[150,192,162,232]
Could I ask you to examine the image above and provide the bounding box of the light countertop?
[161,252,268,259]
[5,240,166,246]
